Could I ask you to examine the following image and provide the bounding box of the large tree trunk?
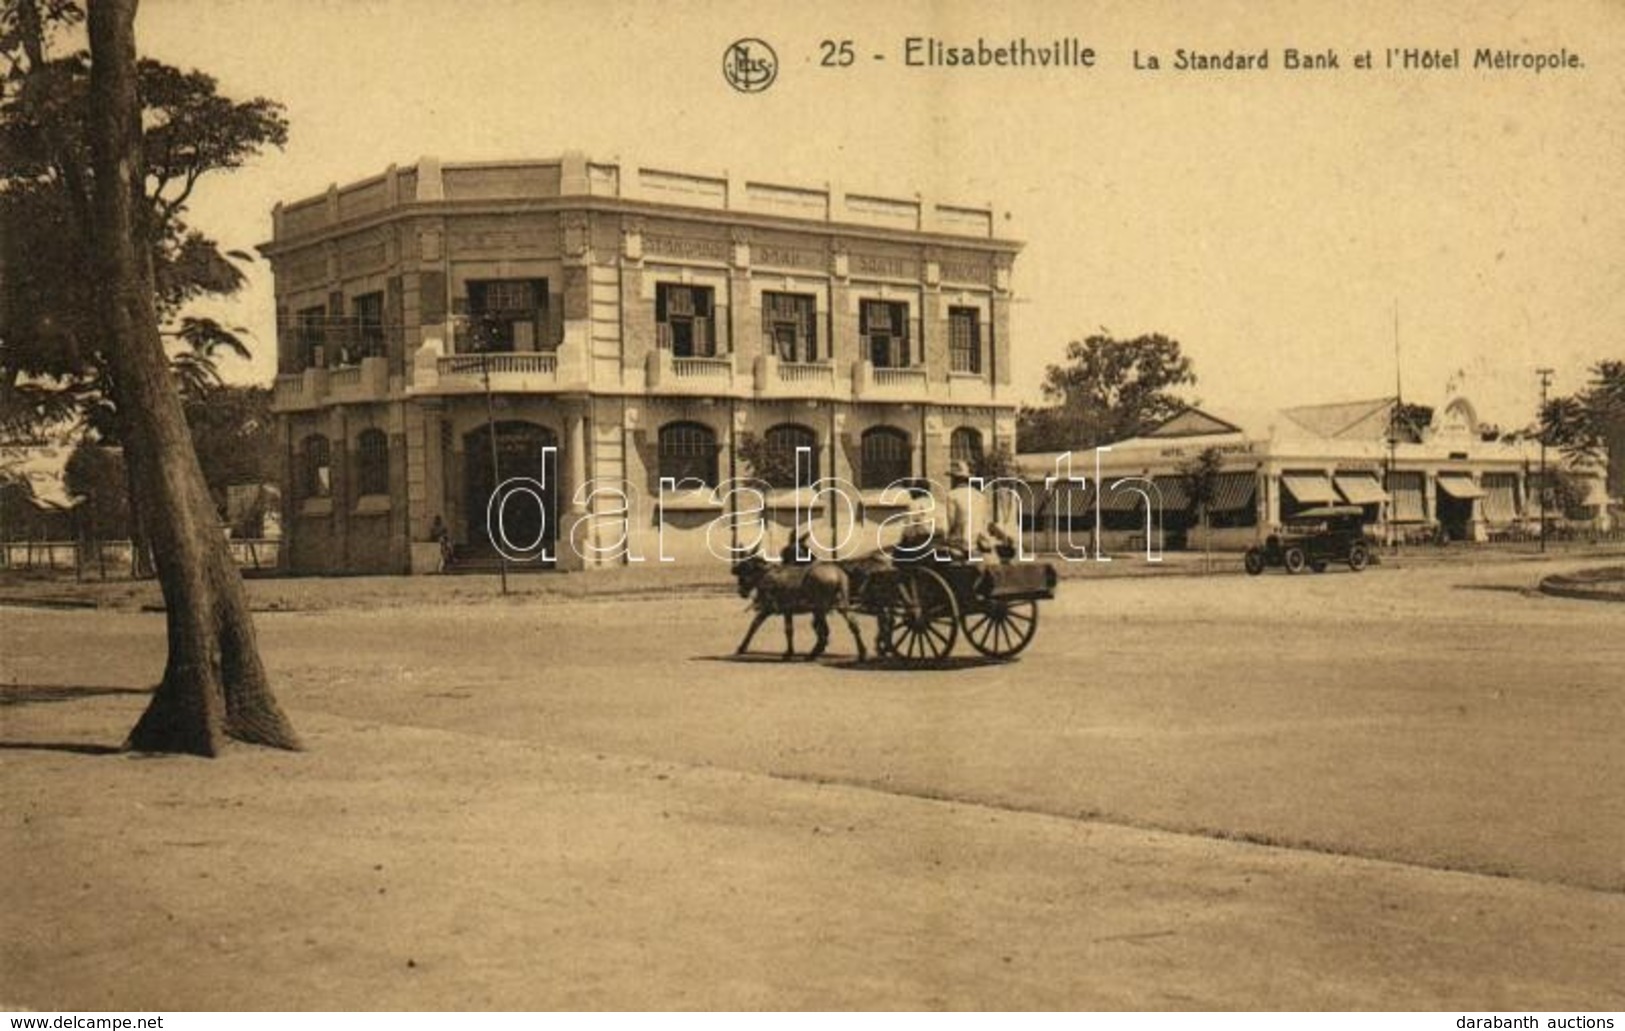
[88,0,299,755]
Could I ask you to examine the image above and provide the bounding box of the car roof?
[1287,505,1366,519]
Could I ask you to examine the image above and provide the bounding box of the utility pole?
[1387,405,1400,553]
[1389,301,1402,553]
[1536,367,1554,554]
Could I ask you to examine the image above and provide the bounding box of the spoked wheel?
[1243,549,1266,576]
[1283,547,1307,574]
[1348,542,1370,571]
[962,599,1039,659]
[882,568,959,661]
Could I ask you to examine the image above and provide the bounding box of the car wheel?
[1283,547,1307,574]
[1348,542,1370,572]
[1244,549,1265,576]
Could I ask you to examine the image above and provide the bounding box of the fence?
[0,539,282,577]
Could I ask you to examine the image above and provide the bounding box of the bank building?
[262,154,1021,573]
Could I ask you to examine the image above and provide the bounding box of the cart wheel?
[1348,542,1370,571]
[882,567,959,661]
[1243,549,1265,576]
[1283,547,1307,574]
[962,599,1039,659]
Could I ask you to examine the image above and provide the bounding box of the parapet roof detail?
[268,152,1020,251]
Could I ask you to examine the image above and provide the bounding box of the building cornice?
[258,195,1023,261]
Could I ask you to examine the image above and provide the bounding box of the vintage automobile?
[1244,505,1373,575]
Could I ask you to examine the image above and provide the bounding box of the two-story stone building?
[262,153,1021,573]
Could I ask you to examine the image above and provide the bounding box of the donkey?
[730,553,869,662]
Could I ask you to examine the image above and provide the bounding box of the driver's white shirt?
[947,483,994,554]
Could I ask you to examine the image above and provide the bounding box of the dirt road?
[3,556,1621,1009]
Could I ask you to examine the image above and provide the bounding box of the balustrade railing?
[777,361,834,386]
[672,356,732,379]
[437,352,558,377]
[873,366,927,389]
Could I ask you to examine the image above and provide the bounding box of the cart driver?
[946,460,1014,563]
[891,480,938,558]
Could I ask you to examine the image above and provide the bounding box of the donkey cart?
[860,556,1059,661]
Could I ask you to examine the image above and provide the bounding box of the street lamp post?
[468,313,510,595]
[1537,367,1554,554]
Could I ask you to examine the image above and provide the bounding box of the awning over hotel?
[1210,473,1257,513]
[1436,474,1487,500]
[1481,474,1519,522]
[1151,476,1191,512]
[1044,481,1093,514]
[1097,479,1157,512]
[1334,474,1389,506]
[1388,472,1426,522]
[1280,472,1337,506]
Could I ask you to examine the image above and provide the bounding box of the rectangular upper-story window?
[464,279,548,353]
[296,305,327,369]
[762,292,818,363]
[861,300,911,369]
[352,292,385,361]
[656,284,716,358]
[949,306,982,375]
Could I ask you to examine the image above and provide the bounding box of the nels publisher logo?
[723,38,778,93]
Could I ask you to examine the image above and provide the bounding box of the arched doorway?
[464,421,559,554]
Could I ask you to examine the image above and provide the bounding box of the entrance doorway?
[1436,491,1474,541]
[463,421,558,556]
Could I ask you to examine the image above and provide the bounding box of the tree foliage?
[1177,445,1225,570]
[1017,333,1197,452]
[183,383,275,498]
[1177,446,1226,517]
[63,441,129,539]
[62,383,276,539]
[1541,360,1625,466]
[0,0,287,437]
[1392,403,1432,444]
[734,431,798,490]
[969,440,1017,482]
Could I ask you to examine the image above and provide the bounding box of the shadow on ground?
[695,653,1007,672]
[0,740,124,755]
[0,683,152,707]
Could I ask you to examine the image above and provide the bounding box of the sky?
[122,0,1625,430]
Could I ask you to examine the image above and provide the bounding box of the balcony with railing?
[673,356,733,381]
[272,317,392,410]
[646,349,738,395]
[434,350,561,392]
[873,367,927,389]
[853,361,929,400]
[752,354,838,399]
[272,371,313,412]
[405,312,581,394]
[281,316,388,368]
